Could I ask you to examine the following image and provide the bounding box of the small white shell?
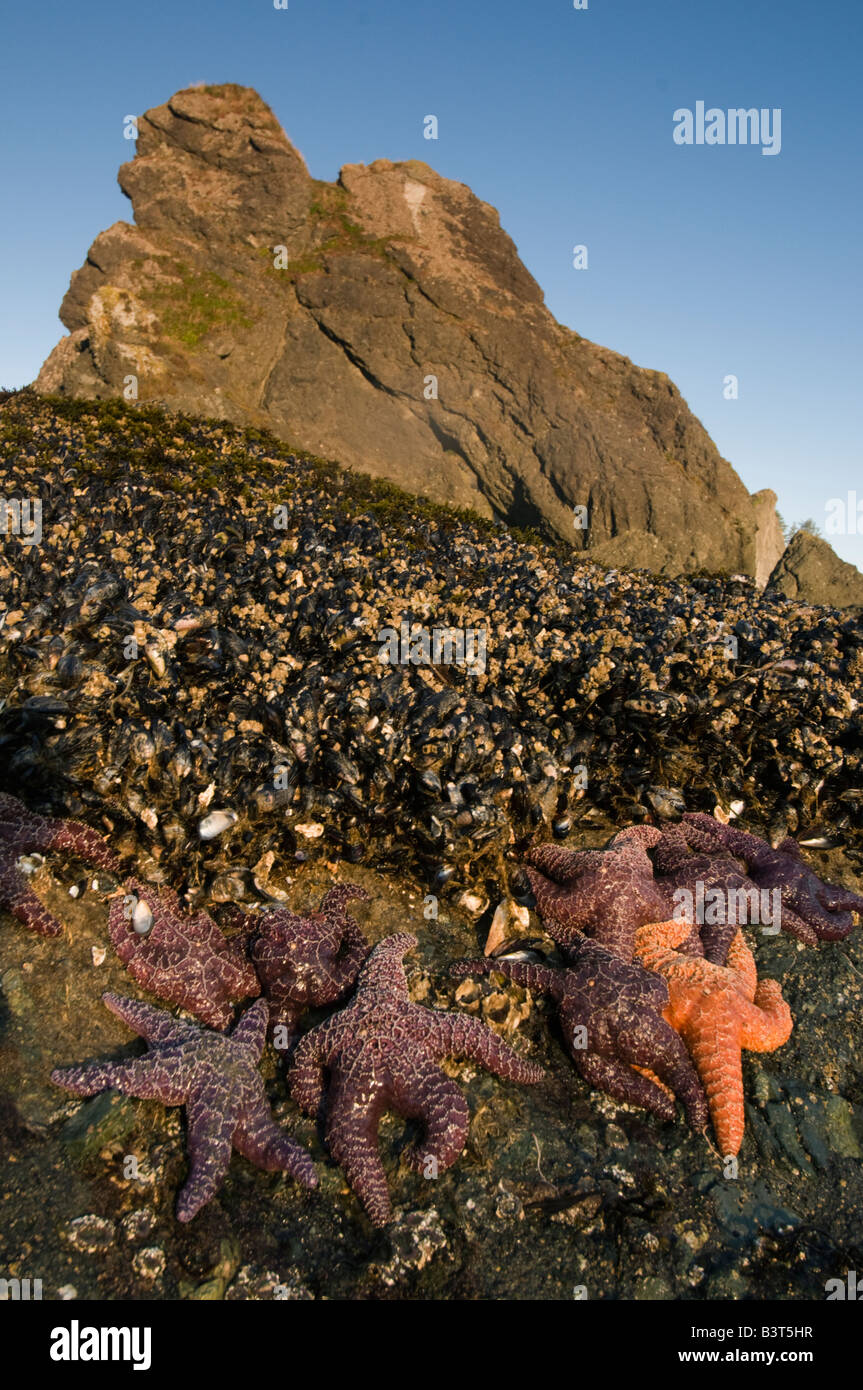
[145,642,166,679]
[15,853,44,876]
[132,898,154,936]
[458,891,489,919]
[198,809,238,840]
[294,821,324,839]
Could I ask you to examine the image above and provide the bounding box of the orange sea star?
[633,920,792,1157]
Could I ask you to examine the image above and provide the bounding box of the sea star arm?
[576,1051,676,1121]
[177,1092,241,1222]
[424,1009,544,1083]
[680,814,755,860]
[740,980,793,1051]
[608,825,664,853]
[686,817,862,940]
[234,1094,317,1186]
[102,991,200,1045]
[229,996,269,1058]
[523,866,588,940]
[390,1054,470,1175]
[772,903,819,945]
[817,881,863,914]
[613,1019,709,1131]
[0,847,66,935]
[724,930,758,998]
[652,824,692,876]
[355,931,416,998]
[0,794,119,867]
[27,812,120,873]
[686,1024,746,1157]
[332,908,370,975]
[633,919,692,972]
[319,882,371,917]
[289,1030,328,1114]
[51,1053,187,1106]
[526,843,606,882]
[324,1070,392,1226]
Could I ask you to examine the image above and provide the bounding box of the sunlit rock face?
[36,82,784,578]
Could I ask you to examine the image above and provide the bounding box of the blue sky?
[2,0,861,566]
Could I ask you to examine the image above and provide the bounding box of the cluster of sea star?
[1,792,860,1227]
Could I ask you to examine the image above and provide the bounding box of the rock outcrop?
[36,83,786,577]
[767,530,863,609]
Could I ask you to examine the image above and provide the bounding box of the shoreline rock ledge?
[37,82,786,579]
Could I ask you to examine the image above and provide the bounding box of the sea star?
[653,822,787,965]
[682,813,863,945]
[524,826,669,959]
[0,790,120,936]
[289,932,544,1226]
[452,934,708,1129]
[51,992,317,1221]
[221,883,370,1038]
[109,878,261,1031]
[634,920,793,1156]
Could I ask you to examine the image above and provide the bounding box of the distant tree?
[780,515,822,542]
[790,517,823,540]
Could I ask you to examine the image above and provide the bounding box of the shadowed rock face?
[767,529,863,608]
[36,82,785,576]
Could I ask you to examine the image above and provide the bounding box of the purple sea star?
[681,813,863,945]
[109,878,261,1030]
[51,992,317,1222]
[289,932,544,1226]
[524,826,669,960]
[452,933,708,1129]
[652,822,788,965]
[0,790,120,936]
[221,883,370,1037]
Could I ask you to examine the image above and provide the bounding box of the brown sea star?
[51,992,317,1221]
[109,878,261,1031]
[524,826,669,959]
[0,790,120,936]
[452,933,708,1129]
[221,883,370,1038]
[634,920,793,1156]
[681,813,863,945]
[289,932,544,1226]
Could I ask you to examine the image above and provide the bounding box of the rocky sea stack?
[35,82,788,580]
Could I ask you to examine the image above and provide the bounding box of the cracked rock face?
[36,82,783,575]
[767,530,863,609]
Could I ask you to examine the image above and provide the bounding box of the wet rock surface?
[1,854,861,1299]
